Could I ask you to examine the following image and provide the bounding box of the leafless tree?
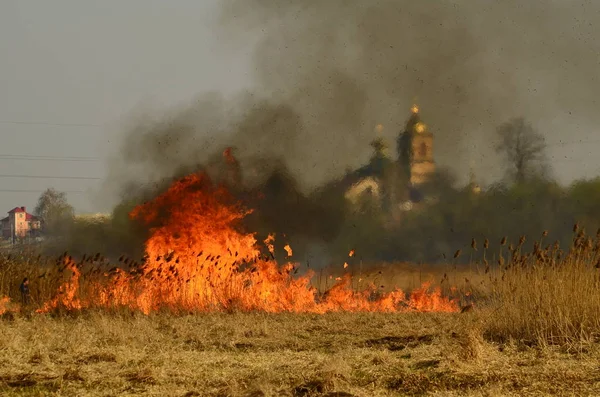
[34,188,75,235]
[495,117,548,184]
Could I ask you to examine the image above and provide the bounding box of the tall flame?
[36,172,458,314]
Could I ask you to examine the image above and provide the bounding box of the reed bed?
[2,225,600,350]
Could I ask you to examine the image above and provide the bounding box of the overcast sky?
[0,0,252,214]
[1,1,599,215]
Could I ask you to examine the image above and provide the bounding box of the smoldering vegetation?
[43,1,600,265]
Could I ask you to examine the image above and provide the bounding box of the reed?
[2,226,600,349]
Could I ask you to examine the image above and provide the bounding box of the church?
[342,104,436,216]
[397,104,435,186]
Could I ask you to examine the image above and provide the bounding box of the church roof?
[402,104,431,136]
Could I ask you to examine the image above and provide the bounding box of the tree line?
[29,116,600,265]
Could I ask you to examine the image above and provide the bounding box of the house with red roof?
[1,206,41,240]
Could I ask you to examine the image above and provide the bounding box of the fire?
[35,172,458,314]
[284,244,293,257]
[223,147,236,163]
[411,104,419,114]
[264,234,276,256]
[349,249,355,257]
[408,282,455,311]
[37,257,82,313]
[0,296,11,315]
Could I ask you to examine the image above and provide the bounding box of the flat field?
[3,229,600,396]
[1,312,599,397]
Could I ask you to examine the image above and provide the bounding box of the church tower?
[397,105,435,185]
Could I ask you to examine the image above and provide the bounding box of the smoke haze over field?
[218,0,600,185]
[104,0,600,203]
[7,1,599,266]
[2,1,600,214]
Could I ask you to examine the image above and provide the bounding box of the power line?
[0,154,101,162]
[0,174,101,180]
[0,120,103,127]
[0,189,87,193]
[546,139,600,147]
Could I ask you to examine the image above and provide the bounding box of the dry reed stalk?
[3,225,600,350]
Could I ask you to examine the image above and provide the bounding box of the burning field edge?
[1,172,460,316]
[3,171,600,395]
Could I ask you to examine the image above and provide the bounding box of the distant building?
[345,176,381,204]
[1,207,41,240]
[334,105,436,216]
[397,104,436,186]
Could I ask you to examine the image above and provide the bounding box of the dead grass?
[481,229,600,349]
[1,312,600,396]
[333,228,600,350]
[3,227,600,394]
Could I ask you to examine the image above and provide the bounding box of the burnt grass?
[2,312,600,396]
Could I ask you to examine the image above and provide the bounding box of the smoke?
[217,0,600,184]
[91,0,600,262]
[105,0,600,196]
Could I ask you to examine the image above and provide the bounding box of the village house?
[0,206,41,240]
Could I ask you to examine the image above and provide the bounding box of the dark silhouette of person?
[19,277,30,306]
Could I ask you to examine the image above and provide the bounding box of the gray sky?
[1,1,599,215]
[0,0,252,214]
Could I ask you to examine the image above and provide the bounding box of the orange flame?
[0,296,11,315]
[264,234,275,256]
[284,244,293,257]
[223,147,236,164]
[37,257,82,313]
[36,172,458,314]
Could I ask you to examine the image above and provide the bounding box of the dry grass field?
[3,228,600,396]
[1,312,600,396]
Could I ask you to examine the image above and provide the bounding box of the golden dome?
[415,122,426,133]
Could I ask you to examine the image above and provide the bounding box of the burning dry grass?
[0,230,600,350]
[2,169,600,394]
[2,232,600,396]
[0,173,458,316]
[3,226,600,350]
[2,233,600,395]
[1,312,600,396]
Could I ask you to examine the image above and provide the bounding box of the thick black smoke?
[218,0,600,184]
[106,0,600,192]
[92,0,600,262]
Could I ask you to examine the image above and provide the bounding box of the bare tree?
[495,117,548,184]
[34,188,75,235]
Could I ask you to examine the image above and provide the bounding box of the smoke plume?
[217,0,600,184]
[106,1,600,196]
[94,0,600,262]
